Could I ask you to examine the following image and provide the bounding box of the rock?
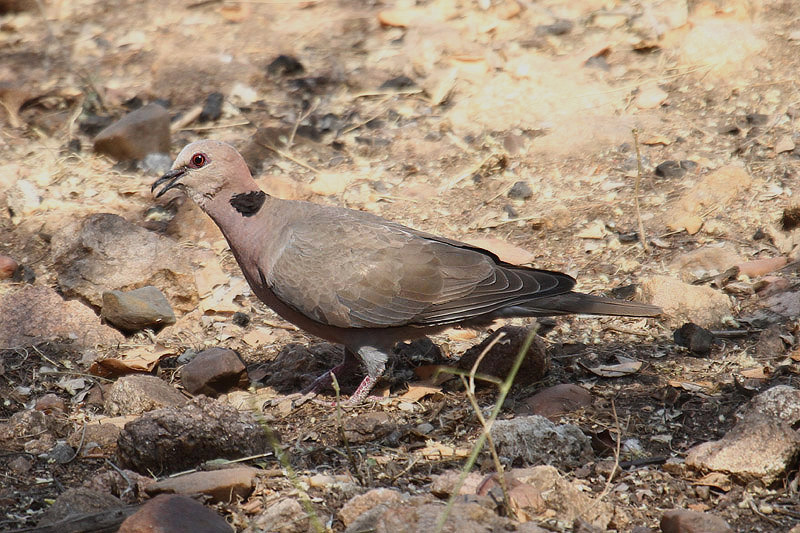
[67,421,122,457]
[342,412,397,444]
[344,495,515,533]
[638,276,732,327]
[430,470,484,498]
[686,386,800,483]
[680,20,765,76]
[38,487,124,526]
[48,441,75,464]
[660,509,733,533]
[0,409,71,453]
[251,498,307,533]
[199,92,224,122]
[668,244,741,282]
[0,0,37,13]
[52,213,198,312]
[93,103,171,161]
[0,285,124,348]
[635,84,668,109]
[457,326,549,386]
[266,55,304,76]
[512,466,612,529]
[664,165,752,234]
[11,263,35,284]
[263,343,354,393]
[737,256,788,278]
[35,393,67,413]
[6,179,41,221]
[146,467,257,503]
[101,286,176,333]
[137,153,173,175]
[339,488,406,527]
[654,160,696,179]
[516,384,593,419]
[181,347,249,396]
[105,375,187,416]
[8,455,32,474]
[508,180,533,200]
[116,396,273,474]
[119,494,232,533]
[673,323,715,356]
[490,415,593,468]
[0,254,18,278]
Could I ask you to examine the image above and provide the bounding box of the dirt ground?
[2,0,800,531]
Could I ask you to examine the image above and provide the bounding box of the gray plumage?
[152,140,661,403]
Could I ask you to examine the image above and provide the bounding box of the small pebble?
[267,55,304,76]
[232,312,250,327]
[507,181,533,200]
[199,92,224,123]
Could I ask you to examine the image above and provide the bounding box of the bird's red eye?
[190,153,207,168]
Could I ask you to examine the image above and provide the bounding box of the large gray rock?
[0,284,124,348]
[93,103,171,161]
[52,213,198,313]
[490,415,593,468]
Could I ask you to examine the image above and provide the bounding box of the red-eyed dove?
[152,140,661,403]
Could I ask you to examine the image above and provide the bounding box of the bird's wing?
[264,210,575,328]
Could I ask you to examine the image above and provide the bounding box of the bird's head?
[151,140,253,211]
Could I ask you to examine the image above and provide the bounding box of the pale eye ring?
[190,153,207,168]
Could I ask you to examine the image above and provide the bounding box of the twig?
[631,128,649,253]
[596,399,622,503]
[332,373,365,486]
[258,142,320,173]
[287,100,318,150]
[435,329,535,532]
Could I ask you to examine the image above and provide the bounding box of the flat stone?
[67,421,122,457]
[146,467,257,503]
[251,498,307,533]
[118,494,232,533]
[105,375,187,416]
[490,415,593,468]
[516,384,593,419]
[430,470,483,498]
[0,285,124,348]
[661,509,732,533]
[686,386,800,483]
[38,487,124,526]
[101,286,176,333]
[52,213,198,313]
[93,103,171,161]
[638,276,732,327]
[181,347,248,396]
[116,396,273,474]
[342,412,397,444]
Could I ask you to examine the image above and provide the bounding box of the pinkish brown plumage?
[153,140,661,403]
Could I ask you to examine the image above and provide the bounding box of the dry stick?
[331,373,365,486]
[434,330,536,533]
[631,128,649,253]
[258,141,320,173]
[287,100,318,150]
[463,333,510,514]
[596,398,622,503]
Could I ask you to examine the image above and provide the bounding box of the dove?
[152,140,661,404]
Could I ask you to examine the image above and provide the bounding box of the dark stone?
[457,326,549,386]
[508,181,533,200]
[536,19,573,36]
[379,76,417,90]
[119,494,232,533]
[230,190,267,217]
[287,76,329,93]
[38,487,124,526]
[11,264,35,283]
[655,160,697,179]
[66,138,82,153]
[617,231,640,243]
[673,323,715,356]
[101,286,176,333]
[93,103,171,162]
[752,228,766,240]
[266,54,304,76]
[503,204,519,218]
[116,396,273,474]
[745,113,768,126]
[232,311,250,327]
[181,347,249,396]
[199,92,224,122]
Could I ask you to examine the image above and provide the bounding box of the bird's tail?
[507,291,662,318]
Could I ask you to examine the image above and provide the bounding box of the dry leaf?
[464,237,534,265]
[740,366,770,379]
[90,344,175,377]
[643,135,672,146]
[195,261,231,298]
[586,355,641,378]
[242,327,277,347]
[693,472,732,491]
[667,379,715,392]
[418,441,471,459]
[398,382,443,402]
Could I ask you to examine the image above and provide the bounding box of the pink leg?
[300,348,361,395]
[344,375,378,405]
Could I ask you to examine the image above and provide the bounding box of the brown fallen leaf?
[464,237,535,265]
[398,382,443,402]
[739,366,770,380]
[242,327,277,348]
[90,344,175,377]
[418,441,471,459]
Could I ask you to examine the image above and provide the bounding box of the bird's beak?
[151,167,186,198]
